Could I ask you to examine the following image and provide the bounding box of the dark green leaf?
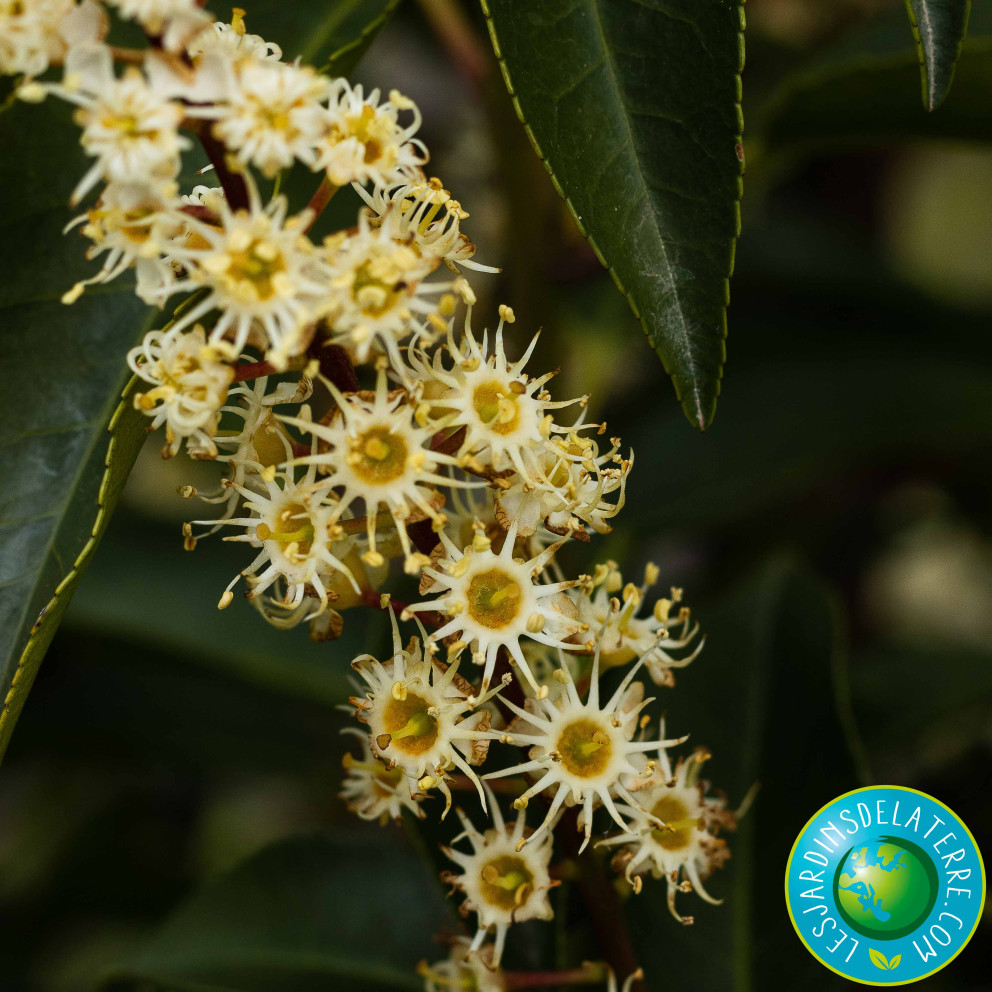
[481,0,745,429]
[103,830,454,992]
[904,0,971,109]
[627,559,862,989]
[0,97,152,765]
[757,4,992,156]
[624,356,992,533]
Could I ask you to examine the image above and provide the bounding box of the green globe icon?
[834,836,939,940]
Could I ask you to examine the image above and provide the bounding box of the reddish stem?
[187,119,249,212]
[304,176,339,232]
[232,360,278,383]
[558,808,643,990]
[311,343,360,393]
[504,966,607,990]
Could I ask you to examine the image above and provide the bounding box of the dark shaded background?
[1,0,989,989]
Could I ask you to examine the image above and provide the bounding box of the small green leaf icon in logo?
[869,948,901,970]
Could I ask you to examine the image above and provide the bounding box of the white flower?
[318,82,427,187]
[62,178,182,305]
[190,373,312,536]
[419,939,505,992]
[1,0,103,78]
[440,791,556,966]
[283,367,476,571]
[339,727,425,824]
[571,564,703,686]
[128,325,234,458]
[210,59,331,177]
[349,615,505,814]
[484,646,686,851]
[403,519,586,692]
[411,307,586,485]
[320,204,459,369]
[49,43,188,205]
[196,459,360,620]
[494,432,632,540]
[599,744,737,924]
[163,181,332,366]
[356,179,499,273]
[187,9,282,66]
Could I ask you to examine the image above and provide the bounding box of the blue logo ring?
[785,786,985,985]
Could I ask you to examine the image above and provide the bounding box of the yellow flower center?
[348,425,409,484]
[465,567,522,629]
[377,692,439,756]
[556,718,613,778]
[256,501,315,555]
[650,795,701,852]
[479,855,534,911]
[102,112,144,136]
[472,380,520,436]
[225,237,287,301]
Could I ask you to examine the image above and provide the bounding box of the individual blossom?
[128,324,234,459]
[1,0,104,78]
[163,180,333,366]
[349,614,506,814]
[418,938,505,992]
[484,646,686,851]
[440,791,556,967]
[339,727,425,825]
[196,455,360,620]
[320,205,461,369]
[283,367,477,572]
[62,178,182,305]
[599,742,738,924]
[356,179,499,274]
[410,307,587,486]
[494,431,632,540]
[187,8,283,67]
[570,564,703,686]
[404,519,586,692]
[210,58,331,177]
[38,43,188,205]
[318,81,427,188]
[189,372,312,535]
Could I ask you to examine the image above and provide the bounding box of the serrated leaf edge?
[0,376,144,764]
[480,0,745,430]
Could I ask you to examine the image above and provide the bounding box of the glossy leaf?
[904,0,971,109]
[758,4,992,154]
[103,830,454,992]
[626,559,862,989]
[481,0,745,429]
[0,97,152,765]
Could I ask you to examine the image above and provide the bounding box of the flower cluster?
[8,2,743,986]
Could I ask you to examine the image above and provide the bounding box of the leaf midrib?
[585,0,698,416]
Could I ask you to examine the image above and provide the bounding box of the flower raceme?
[7,2,738,983]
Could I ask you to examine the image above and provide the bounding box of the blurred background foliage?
[2,0,991,989]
